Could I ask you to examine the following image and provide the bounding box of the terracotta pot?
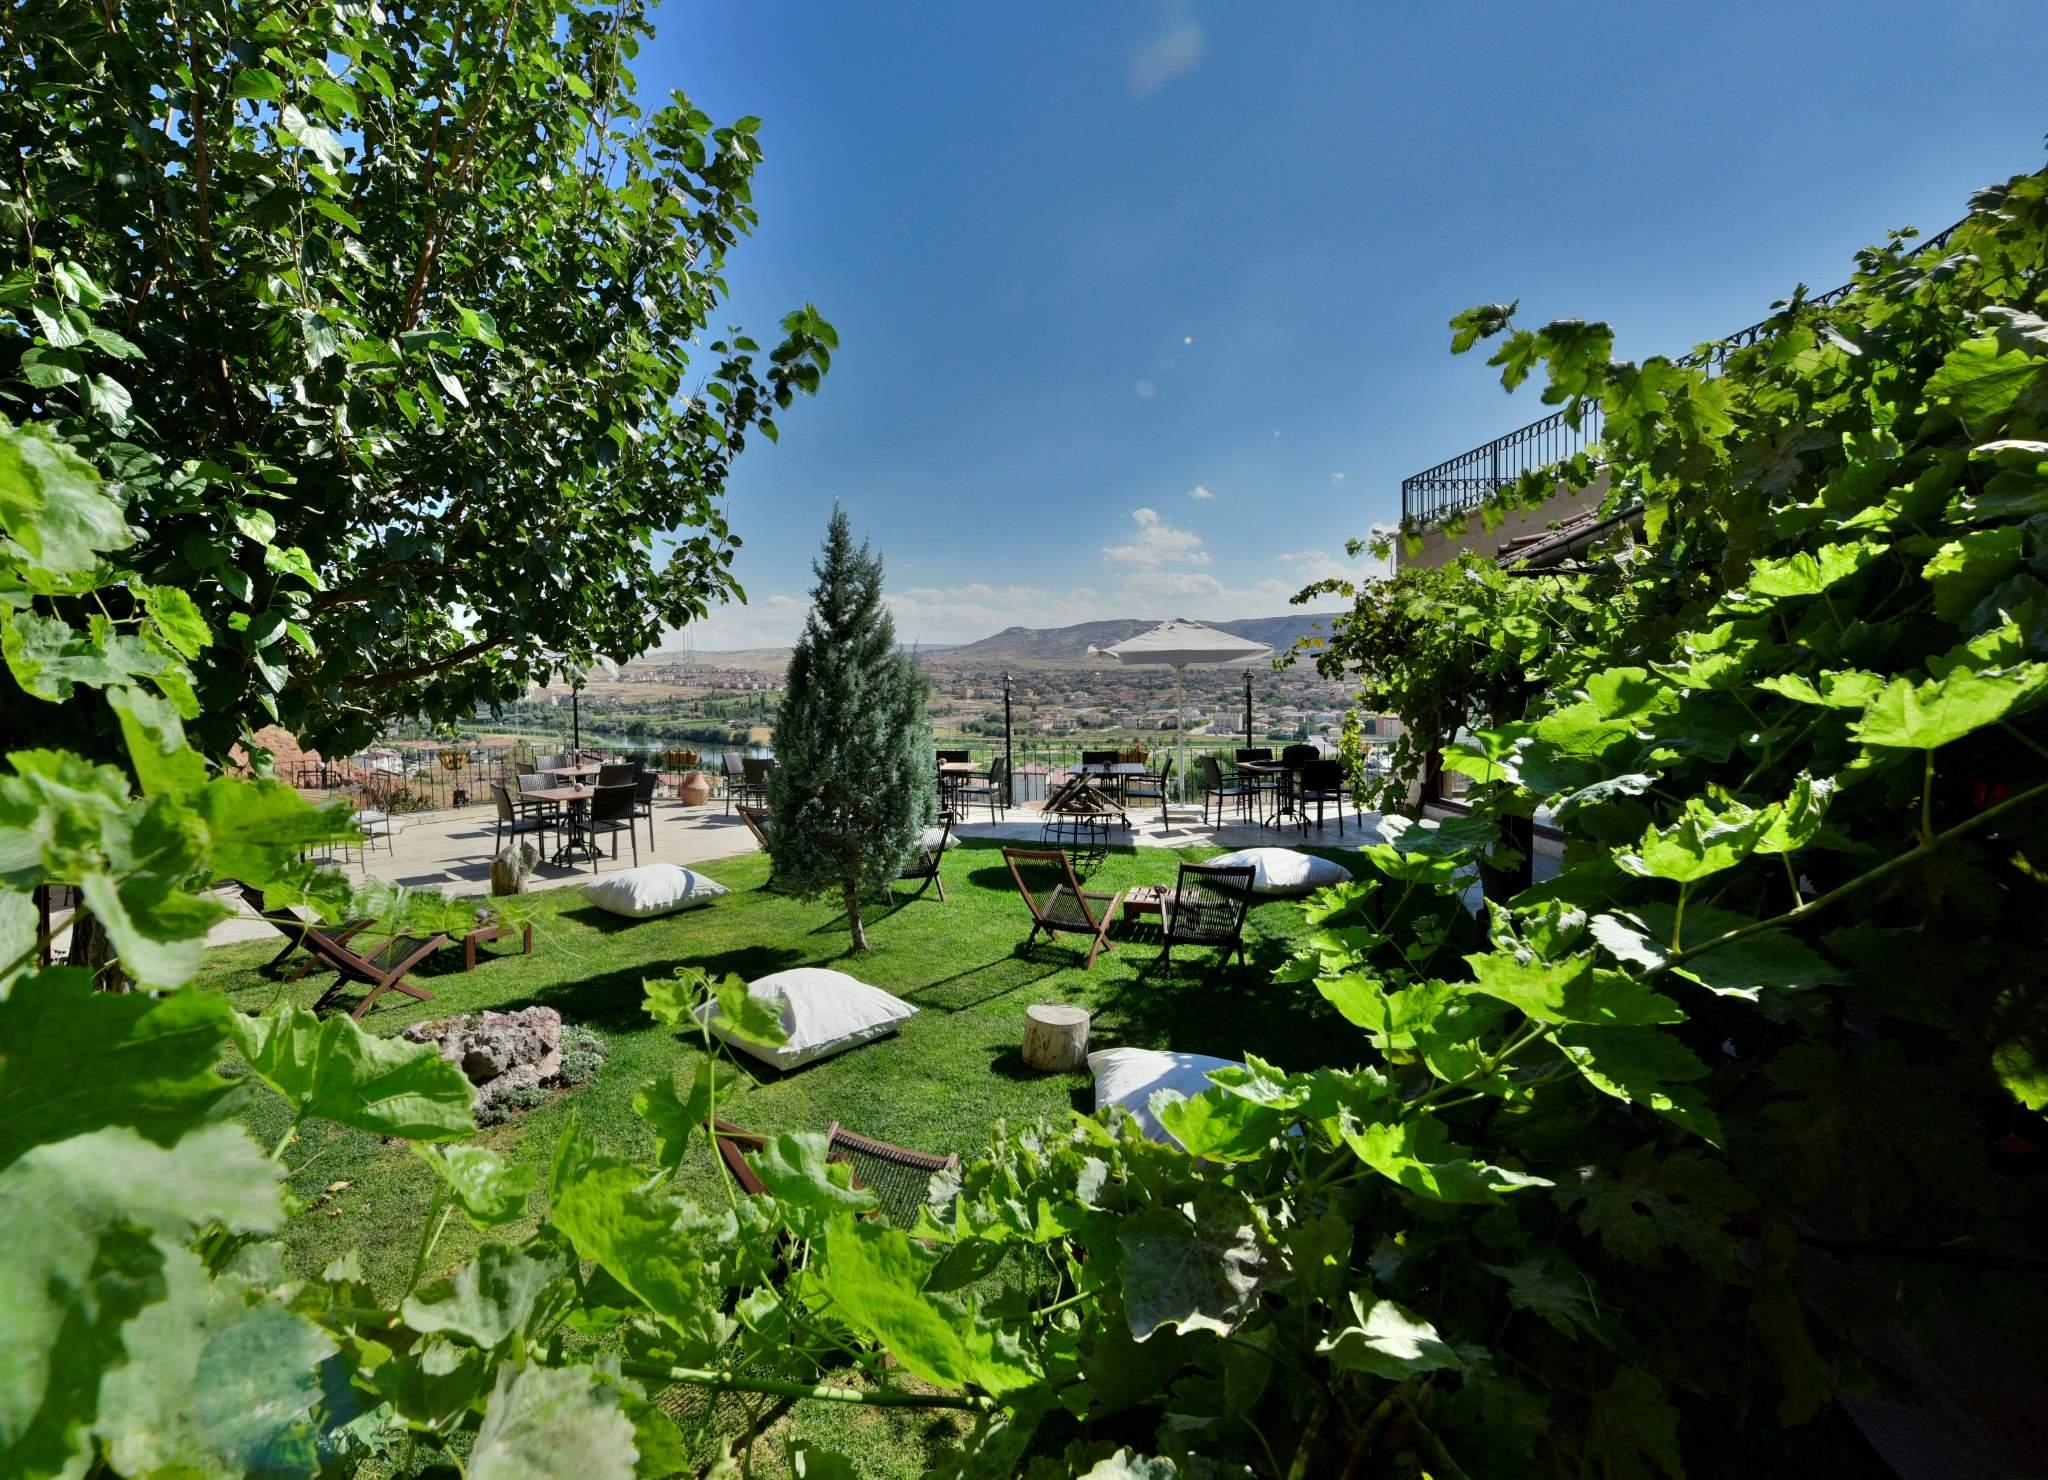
[678,771,711,807]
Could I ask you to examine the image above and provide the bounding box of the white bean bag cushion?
[1090,1048,1242,1147]
[1206,847,1352,897]
[919,825,960,852]
[696,968,918,1071]
[583,864,728,919]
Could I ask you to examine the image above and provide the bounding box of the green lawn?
[204,835,1365,1472]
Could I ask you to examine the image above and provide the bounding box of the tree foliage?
[766,506,936,950]
[9,136,2048,1480]
[1,0,833,758]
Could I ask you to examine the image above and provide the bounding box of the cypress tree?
[766,506,936,951]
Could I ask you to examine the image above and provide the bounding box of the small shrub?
[474,1082,551,1127]
[558,1025,609,1085]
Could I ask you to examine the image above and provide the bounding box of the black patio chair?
[721,752,745,815]
[580,783,639,874]
[1158,860,1256,972]
[936,748,970,809]
[951,757,1007,821]
[895,812,954,903]
[736,804,779,889]
[1299,758,1347,835]
[1002,847,1123,969]
[597,761,637,788]
[1199,754,1253,825]
[489,782,554,856]
[1121,757,1174,827]
[632,771,658,848]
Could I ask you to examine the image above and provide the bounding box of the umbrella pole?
[1175,664,1186,810]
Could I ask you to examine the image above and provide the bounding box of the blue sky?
[651,1,2047,649]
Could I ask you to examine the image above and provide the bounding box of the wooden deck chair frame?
[894,811,953,904]
[712,1118,959,1227]
[1002,847,1125,969]
[1158,861,1257,972]
[305,928,451,1019]
[236,884,373,982]
[735,803,778,890]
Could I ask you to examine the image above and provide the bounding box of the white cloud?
[1103,507,1209,568]
[659,593,808,652]
[1186,484,1214,500]
[1329,472,1346,485]
[1278,545,1389,585]
[1129,19,1204,98]
[1135,378,1157,399]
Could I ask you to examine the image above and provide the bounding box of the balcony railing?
[1398,220,1965,526]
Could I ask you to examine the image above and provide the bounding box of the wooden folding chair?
[735,803,778,890]
[236,884,373,982]
[305,928,450,1019]
[894,812,953,904]
[1159,861,1257,972]
[1002,847,1125,969]
[712,1118,959,1227]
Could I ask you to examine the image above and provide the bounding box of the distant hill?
[636,614,1341,671]
[933,613,1339,666]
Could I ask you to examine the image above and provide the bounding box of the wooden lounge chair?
[1158,860,1256,972]
[305,928,450,1019]
[735,803,778,889]
[713,1117,959,1227]
[236,884,372,982]
[894,812,953,904]
[1002,847,1125,969]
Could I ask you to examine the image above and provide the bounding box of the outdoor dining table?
[527,783,597,864]
[1236,760,1306,828]
[542,762,603,780]
[1067,761,1149,811]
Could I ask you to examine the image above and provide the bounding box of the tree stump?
[1022,1004,1091,1072]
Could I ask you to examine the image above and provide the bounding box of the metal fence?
[1398,218,1968,527]
[301,740,770,812]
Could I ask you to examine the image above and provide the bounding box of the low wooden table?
[463,918,534,971]
[1121,884,1168,925]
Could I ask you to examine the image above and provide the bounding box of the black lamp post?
[1244,671,1253,749]
[1002,672,1013,806]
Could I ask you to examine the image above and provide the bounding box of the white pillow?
[919,825,960,852]
[583,863,728,918]
[1206,847,1352,897]
[696,967,918,1070]
[1089,1048,1243,1147]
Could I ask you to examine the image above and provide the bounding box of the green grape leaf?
[820,1212,1040,1393]
[194,777,356,889]
[1922,525,2026,623]
[1747,537,1885,598]
[1615,796,1766,883]
[1341,1113,1553,1202]
[1153,1090,1290,1162]
[1851,662,2048,749]
[632,1057,736,1175]
[1923,333,2044,432]
[0,971,236,1169]
[230,1004,476,1141]
[1483,1254,1609,1344]
[0,420,133,578]
[710,974,792,1048]
[415,1143,537,1229]
[1560,1149,1752,1277]
[743,1131,878,1233]
[1461,951,1685,1026]
[136,582,212,660]
[1590,907,1835,998]
[547,1116,734,1357]
[1585,1367,1684,1480]
[1314,1290,1462,1381]
[95,1247,336,1479]
[1552,1026,1721,1144]
[82,797,227,987]
[1755,668,1886,709]
[108,686,208,797]
[0,747,131,886]
[469,1363,638,1480]
[402,1241,573,1352]
[1117,1199,1264,1341]
[0,1124,283,1477]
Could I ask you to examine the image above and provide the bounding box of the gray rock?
[404,1006,564,1120]
[491,840,538,896]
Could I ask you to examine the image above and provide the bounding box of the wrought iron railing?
[1398,219,1967,526]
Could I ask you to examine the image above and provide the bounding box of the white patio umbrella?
[1088,619,1272,807]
